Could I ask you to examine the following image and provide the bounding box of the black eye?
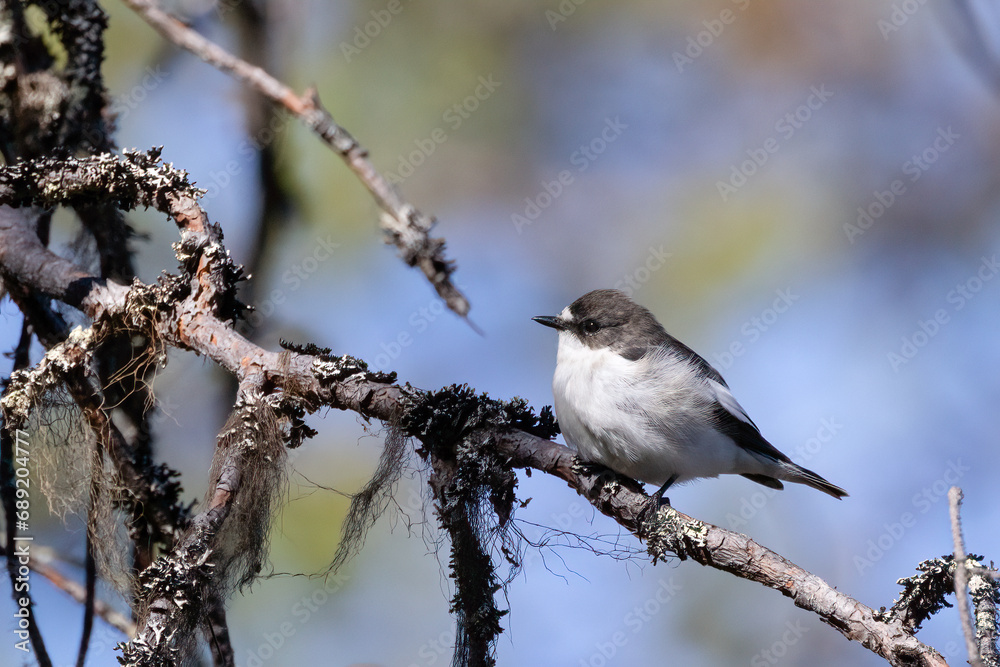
[581,319,600,334]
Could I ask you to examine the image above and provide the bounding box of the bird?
[533,289,847,502]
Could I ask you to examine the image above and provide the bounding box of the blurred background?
[3,0,1000,665]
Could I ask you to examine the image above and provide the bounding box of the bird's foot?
[639,493,670,524]
[640,474,677,525]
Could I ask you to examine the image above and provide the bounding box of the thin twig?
[75,529,97,667]
[120,0,470,318]
[203,589,235,667]
[0,544,136,636]
[950,486,985,667]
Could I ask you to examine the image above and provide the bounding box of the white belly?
[552,333,764,486]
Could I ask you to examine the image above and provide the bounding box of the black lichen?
[875,555,985,632]
[311,352,397,386]
[405,384,559,446]
[403,385,557,667]
[279,339,332,357]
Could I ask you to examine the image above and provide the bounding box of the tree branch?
[0,544,136,636]
[202,589,235,667]
[493,431,950,667]
[0,156,952,665]
[951,487,989,667]
[969,568,1000,667]
[120,0,470,318]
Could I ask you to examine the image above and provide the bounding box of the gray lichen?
[1,325,98,427]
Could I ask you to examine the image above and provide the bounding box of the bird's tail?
[742,462,847,499]
[782,462,848,499]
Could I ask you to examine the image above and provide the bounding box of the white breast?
[552,333,764,486]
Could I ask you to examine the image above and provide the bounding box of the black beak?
[533,315,567,330]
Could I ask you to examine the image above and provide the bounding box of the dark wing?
[712,396,849,498]
[708,374,849,499]
[709,399,791,464]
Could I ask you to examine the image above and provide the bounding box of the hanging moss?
[403,384,557,667]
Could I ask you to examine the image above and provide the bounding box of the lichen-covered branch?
[970,569,1000,667]
[118,394,286,666]
[943,488,1000,667]
[0,147,203,220]
[121,0,470,318]
[877,557,959,634]
[0,154,961,667]
[877,555,1000,667]
[1,325,191,541]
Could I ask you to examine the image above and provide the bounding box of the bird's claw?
[640,493,670,524]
